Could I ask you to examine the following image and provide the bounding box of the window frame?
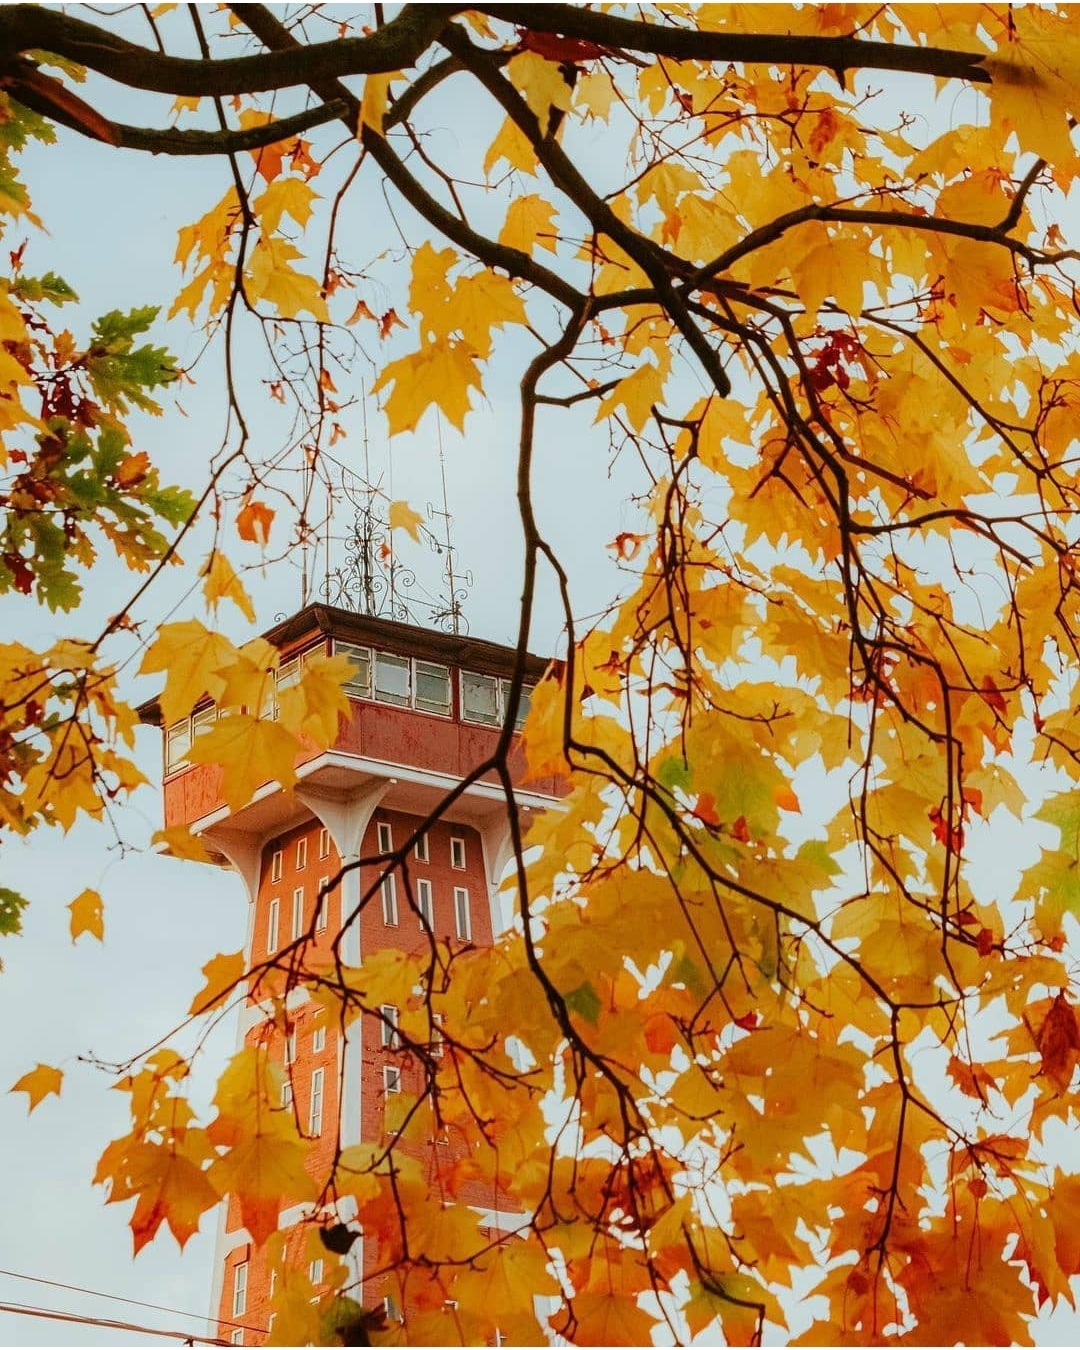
[450,835,466,871]
[282,1080,293,1109]
[285,1029,296,1065]
[336,641,372,698]
[460,669,500,726]
[309,1258,324,1287]
[383,1065,402,1095]
[309,1067,324,1135]
[373,649,411,707]
[380,1004,400,1050]
[296,837,308,871]
[376,821,393,855]
[313,1024,326,1053]
[453,886,472,942]
[292,886,305,941]
[319,826,331,859]
[381,874,398,927]
[414,659,451,716]
[414,832,429,863]
[416,877,433,932]
[315,880,329,933]
[267,897,280,954]
[270,849,283,883]
[232,1261,248,1318]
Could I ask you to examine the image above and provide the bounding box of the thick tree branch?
[58,99,345,155]
[476,3,995,84]
[0,3,461,95]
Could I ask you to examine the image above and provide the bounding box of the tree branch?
[111,101,346,155]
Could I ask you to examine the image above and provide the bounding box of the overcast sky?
[1,9,1079,1349]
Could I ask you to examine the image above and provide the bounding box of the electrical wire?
[0,1298,229,1345]
[0,1266,265,1335]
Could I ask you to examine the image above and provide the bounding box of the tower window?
[454,886,472,942]
[415,660,451,715]
[282,1080,293,1108]
[383,1065,401,1095]
[384,1295,401,1322]
[336,641,371,697]
[309,1068,324,1135]
[296,837,308,870]
[292,887,305,941]
[319,826,331,859]
[373,650,410,706]
[230,1331,243,1347]
[376,821,393,855]
[501,679,532,732]
[417,878,433,932]
[285,1029,296,1065]
[414,832,429,863]
[270,850,283,883]
[165,720,191,772]
[316,881,329,933]
[381,875,398,927]
[267,898,280,954]
[432,1012,444,1058]
[313,1025,326,1054]
[309,1258,324,1287]
[461,670,499,725]
[450,836,466,870]
[380,1004,400,1050]
[232,1261,248,1317]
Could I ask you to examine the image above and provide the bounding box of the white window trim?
[232,1261,248,1317]
[319,826,330,859]
[381,874,398,927]
[454,886,472,941]
[414,832,429,863]
[296,837,308,870]
[267,898,280,954]
[282,1080,293,1108]
[417,877,433,932]
[285,1030,296,1065]
[313,1025,326,1054]
[380,1004,400,1050]
[316,881,329,933]
[450,835,466,870]
[383,1065,401,1095]
[270,849,283,883]
[309,1258,324,1286]
[309,1068,324,1136]
[376,821,393,855]
[292,886,305,941]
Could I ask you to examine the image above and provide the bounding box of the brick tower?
[144,603,560,1344]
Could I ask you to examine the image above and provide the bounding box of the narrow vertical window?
[432,1012,444,1058]
[231,1331,243,1347]
[267,898,279,954]
[319,826,330,859]
[383,1065,401,1095]
[381,874,398,927]
[281,1080,293,1108]
[315,881,329,933]
[309,1068,324,1135]
[384,1295,400,1322]
[414,832,429,863]
[285,1029,296,1065]
[270,850,283,883]
[454,886,472,941]
[380,1004,400,1049]
[313,1025,326,1054]
[450,835,466,870]
[232,1261,248,1317]
[309,1258,324,1287]
[296,837,308,870]
[292,886,305,940]
[417,878,433,932]
[376,821,393,854]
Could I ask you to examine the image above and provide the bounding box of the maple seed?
[320,1221,359,1254]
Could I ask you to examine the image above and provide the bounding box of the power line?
[0,1266,264,1335]
[0,1298,230,1345]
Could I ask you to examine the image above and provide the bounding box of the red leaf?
[976,927,995,957]
[733,1011,759,1031]
[379,308,406,340]
[731,815,750,844]
[516,28,609,63]
[1038,992,1080,1090]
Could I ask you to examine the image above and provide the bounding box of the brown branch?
[112,100,347,155]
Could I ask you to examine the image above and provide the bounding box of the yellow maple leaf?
[253,177,318,235]
[372,340,482,434]
[188,949,246,1016]
[10,1062,63,1112]
[138,620,237,726]
[498,193,559,255]
[507,51,573,137]
[202,550,255,623]
[185,713,301,810]
[360,71,398,133]
[68,887,104,943]
[387,499,425,541]
[483,116,537,177]
[276,652,352,744]
[246,236,330,321]
[595,359,666,433]
[96,1133,219,1254]
[151,825,212,863]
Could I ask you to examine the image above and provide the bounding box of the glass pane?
[414,661,450,715]
[277,657,301,690]
[336,642,371,697]
[166,721,191,771]
[374,651,410,706]
[501,680,532,732]
[461,671,499,725]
